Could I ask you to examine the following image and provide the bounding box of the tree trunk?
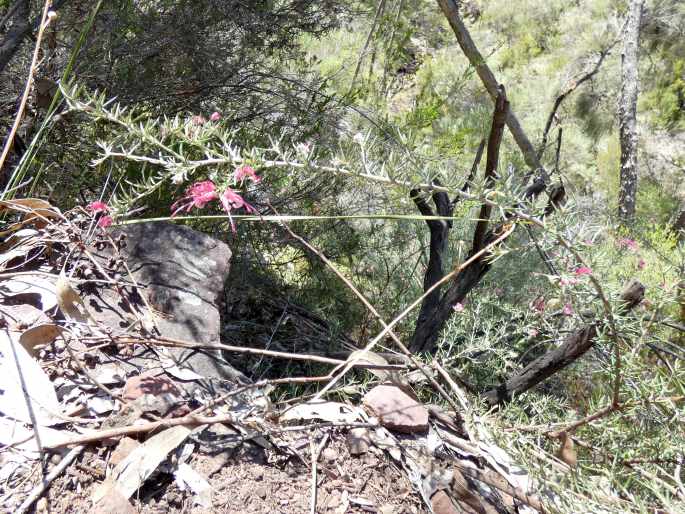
[617,0,644,223]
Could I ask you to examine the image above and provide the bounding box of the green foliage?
[642,59,685,130]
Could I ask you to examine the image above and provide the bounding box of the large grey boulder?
[87,221,246,384]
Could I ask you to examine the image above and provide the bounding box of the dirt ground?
[25,430,427,514]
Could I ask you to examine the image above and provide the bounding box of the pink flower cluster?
[617,237,639,252]
[87,201,113,228]
[171,166,261,232]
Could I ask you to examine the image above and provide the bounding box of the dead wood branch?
[85,334,407,372]
[484,279,645,405]
[45,414,237,449]
[538,48,613,161]
[435,0,542,174]
[472,86,509,252]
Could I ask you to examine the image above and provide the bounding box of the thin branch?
[310,432,330,514]
[83,334,407,372]
[472,85,508,252]
[0,0,53,175]
[349,0,387,92]
[272,203,463,414]
[538,47,614,161]
[435,0,542,175]
[16,445,85,514]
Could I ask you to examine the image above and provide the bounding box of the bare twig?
[83,334,406,371]
[0,0,53,175]
[349,0,387,92]
[310,432,330,514]
[45,414,237,449]
[538,47,614,161]
[273,204,476,414]
[313,222,517,401]
[16,445,85,514]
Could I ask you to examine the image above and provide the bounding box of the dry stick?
[0,0,53,175]
[84,334,406,372]
[15,445,85,514]
[472,86,508,252]
[311,223,517,403]
[310,432,330,514]
[6,325,46,472]
[45,414,237,449]
[537,47,614,161]
[274,206,464,414]
[349,0,387,92]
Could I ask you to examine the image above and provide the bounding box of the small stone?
[122,372,179,401]
[109,437,140,466]
[362,385,429,434]
[93,487,136,514]
[321,447,338,462]
[378,505,394,514]
[431,490,460,514]
[255,485,268,499]
[347,428,371,456]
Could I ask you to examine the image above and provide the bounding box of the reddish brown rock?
[362,385,429,434]
[93,487,136,514]
[122,372,179,401]
[109,437,140,467]
[431,490,460,514]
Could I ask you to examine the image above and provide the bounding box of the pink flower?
[452,302,465,313]
[574,266,592,276]
[637,258,646,270]
[210,111,222,122]
[171,180,218,215]
[97,215,113,228]
[584,239,594,246]
[562,303,574,316]
[87,201,109,213]
[233,165,261,183]
[220,187,256,232]
[618,238,639,252]
[560,277,579,286]
[190,115,207,126]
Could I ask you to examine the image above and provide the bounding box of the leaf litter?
[0,199,557,514]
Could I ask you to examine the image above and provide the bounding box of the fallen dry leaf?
[19,324,63,355]
[0,329,61,426]
[56,272,94,324]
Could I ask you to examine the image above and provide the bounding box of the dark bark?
[472,86,508,252]
[410,185,454,330]
[0,0,71,75]
[0,0,29,74]
[617,0,644,223]
[410,90,508,354]
[484,279,645,405]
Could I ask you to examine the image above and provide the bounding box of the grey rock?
[87,222,246,384]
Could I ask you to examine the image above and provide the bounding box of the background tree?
[617,0,645,222]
